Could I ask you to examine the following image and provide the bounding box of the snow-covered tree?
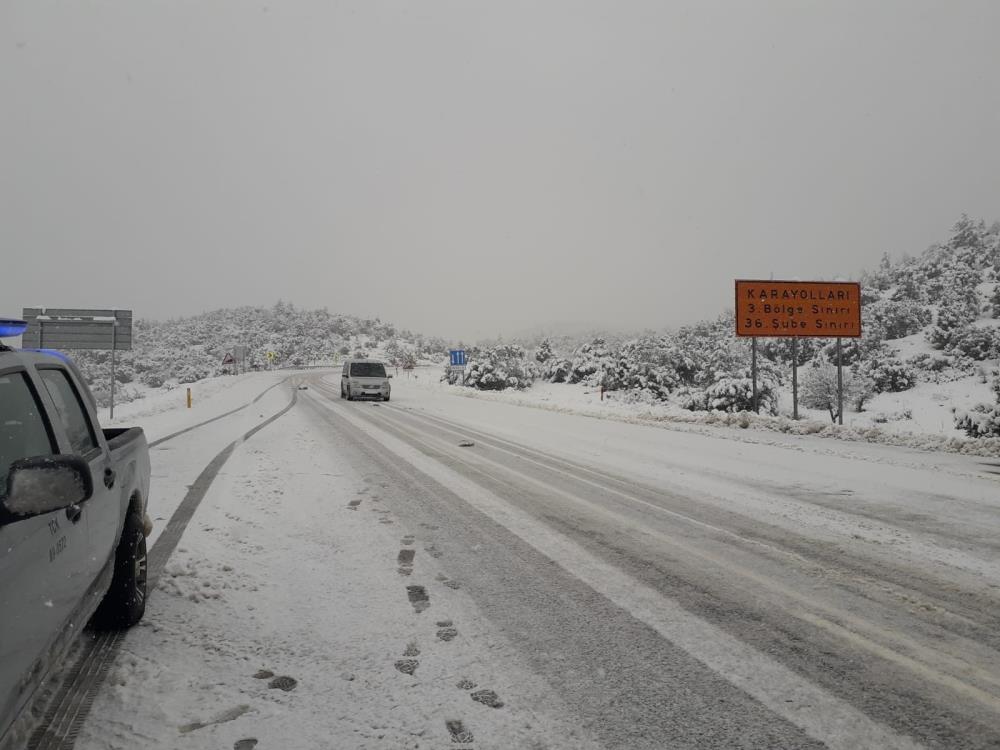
[862,356,917,393]
[400,349,417,369]
[535,339,554,365]
[603,337,680,401]
[955,371,1000,437]
[946,326,999,360]
[462,344,537,390]
[869,298,932,340]
[799,360,871,422]
[566,339,614,385]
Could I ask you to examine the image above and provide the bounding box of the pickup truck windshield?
[0,373,55,490]
[350,363,386,378]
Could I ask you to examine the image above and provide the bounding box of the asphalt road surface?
[297,374,1000,749]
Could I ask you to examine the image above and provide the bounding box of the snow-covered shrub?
[946,326,1000,361]
[873,409,913,424]
[955,404,1000,437]
[400,349,417,369]
[384,340,403,364]
[603,337,681,401]
[88,384,143,409]
[704,374,778,415]
[799,361,870,422]
[462,345,537,390]
[990,284,1000,318]
[679,369,779,415]
[546,358,574,384]
[849,367,876,412]
[956,371,1000,437]
[864,357,917,393]
[758,337,819,368]
[869,298,932,339]
[535,339,554,365]
[566,339,614,385]
[906,352,950,374]
[927,287,982,350]
[176,362,211,384]
[139,370,166,388]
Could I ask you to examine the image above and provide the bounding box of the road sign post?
[751,338,759,414]
[233,345,248,374]
[792,338,799,420]
[110,319,117,419]
[22,308,134,420]
[836,337,844,425]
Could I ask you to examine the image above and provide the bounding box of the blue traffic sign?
[449,349,467,367]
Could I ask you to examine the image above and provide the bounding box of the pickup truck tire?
[92,510,147,629]
[383,394,390,402]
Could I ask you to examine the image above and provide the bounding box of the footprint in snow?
[394,659,419,675]
[471,689,504,709]
[406,585,430,613]
[437,627,458,642]
[268,675,298,691]
[446,719,474,743]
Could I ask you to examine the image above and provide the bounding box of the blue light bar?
[0,319,28,338]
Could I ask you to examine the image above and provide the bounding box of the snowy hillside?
[70,302,447,407]
[453,215,1000,440]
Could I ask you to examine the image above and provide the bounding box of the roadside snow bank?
[402,371,1000,458]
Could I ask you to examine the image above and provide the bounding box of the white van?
[341,359,392,401]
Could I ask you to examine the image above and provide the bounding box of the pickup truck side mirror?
[1,456,94,525]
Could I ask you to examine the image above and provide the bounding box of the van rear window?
[350,363,386,378]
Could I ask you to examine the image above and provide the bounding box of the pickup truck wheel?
[383,394,390,402]
[92,511,147,629]
[347,387,354,401]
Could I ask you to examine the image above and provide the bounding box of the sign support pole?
[792,338,799,420]
[836,337,844,425]
[751,338,759,414]
[110,316,118,421]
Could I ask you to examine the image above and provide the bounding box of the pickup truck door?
[35,367,119,582]
[0,368,89,736]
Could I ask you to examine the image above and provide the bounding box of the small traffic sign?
[222,352,236,365]
[266,351,276,362]
[449,349,467,367]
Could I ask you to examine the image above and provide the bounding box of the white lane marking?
[312,393,924,750]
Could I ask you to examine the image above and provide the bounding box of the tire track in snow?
[23,389,299,750]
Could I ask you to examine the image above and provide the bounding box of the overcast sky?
[3,1,999,341]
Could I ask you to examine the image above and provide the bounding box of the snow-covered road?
[72,373,1000,749]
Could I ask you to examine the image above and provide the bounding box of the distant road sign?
[222,352,236,365]
[449,349,467,367]
[266,351,276,362]
[21,308,133,350]
[21,307,134,420]
[735,280,862,338]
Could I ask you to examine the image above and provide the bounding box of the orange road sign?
[735,280,862,338]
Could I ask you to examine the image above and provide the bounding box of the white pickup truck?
[0,319,152,745]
